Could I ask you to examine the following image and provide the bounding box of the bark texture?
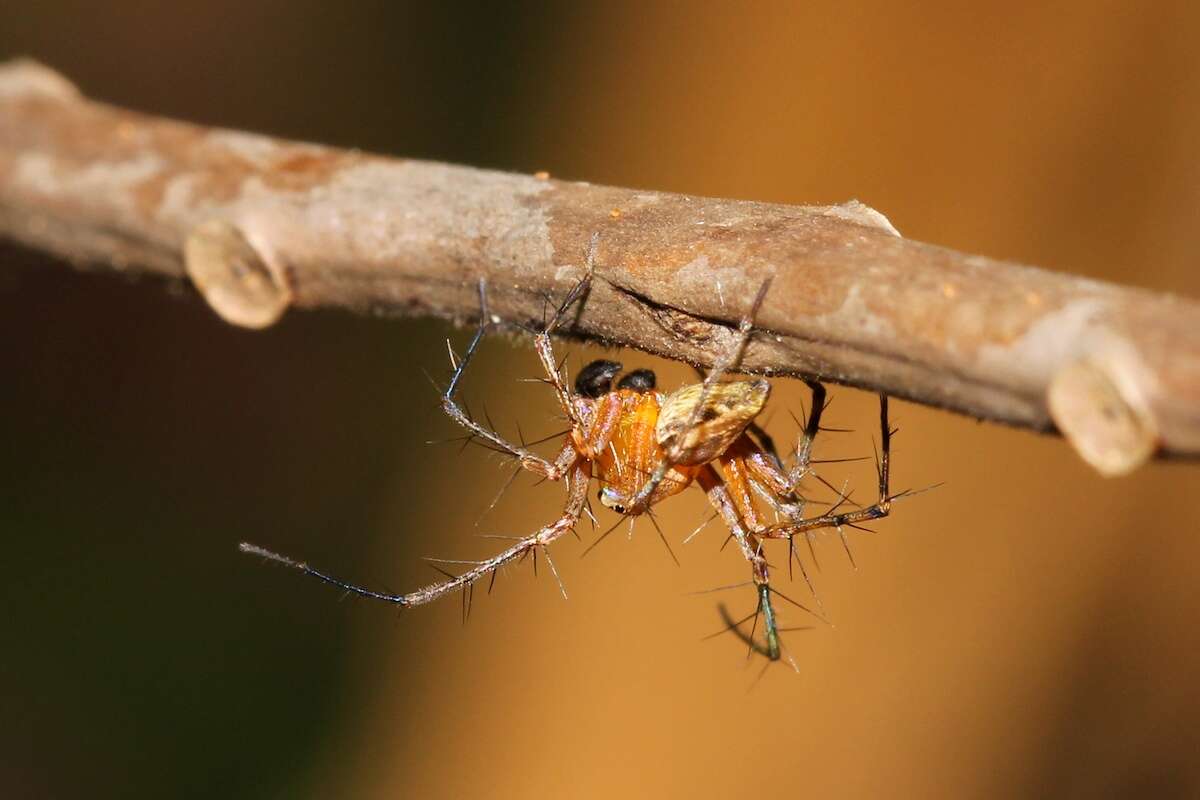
[2,59,1197,474]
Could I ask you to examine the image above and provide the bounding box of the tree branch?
[2,59,1197,475]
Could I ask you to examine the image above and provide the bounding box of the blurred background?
[2,2,1199,798]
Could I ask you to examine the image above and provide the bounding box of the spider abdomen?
[656,379,770,465]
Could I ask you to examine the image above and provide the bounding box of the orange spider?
[242,242,897,662]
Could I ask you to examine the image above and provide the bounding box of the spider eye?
[616,368,656,393]
[613,505,627,515]
[575,359,623,398]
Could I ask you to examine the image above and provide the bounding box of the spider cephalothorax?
[243,241,899,665]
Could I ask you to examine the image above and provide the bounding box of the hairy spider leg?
[626,279,771,514]
[713,380,828,593]
[241,459,593,608]
[685,370,819,580]
[440,278,579,481]
[530,234,599,432]
[695,465,783,660]
[758,394,894,543]
[687,386,854,660]
[735,380,829,500]
[704,433,828,661]
[714,444,787,659]
[791,379,827,490]
[439,233,598,473]
[240,236,623,609]
[711,435,815,606]
[240,381,629,608]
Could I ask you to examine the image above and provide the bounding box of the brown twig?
[1,59,1198,475]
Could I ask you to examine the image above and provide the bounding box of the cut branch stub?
[1048,360,1158,476]
[184,219,291,329]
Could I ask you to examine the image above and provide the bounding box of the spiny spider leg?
[759,394,894,542]
[239,239,610,613]
[697,279,772,399]
[440,280,574,480]
[440,236,597,480]
[745,421,783,471]
[530,232,599,430]
[696,465,785,660]
[731,444,822,604]
[792,380,827,490]
[731,380,828,592]
[241,461,592,608]
[717,435,829,621]
[740,380,827,500]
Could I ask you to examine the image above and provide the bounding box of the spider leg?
[741,437,831,600]
[530,233,598,430]
[746,381,827,494]
[697,465,783,661]
[698,278,771,395]
[745,421,783,471]
[241,461,591,609]
[736,379,834,518]
[759,394,895,542]
[790,380,827,491]
[441,278,579,480]
[742,384,881,577]
[714,434,821,603]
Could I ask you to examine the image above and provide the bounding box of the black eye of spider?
[616,368,656,393]
[574,359,623,398]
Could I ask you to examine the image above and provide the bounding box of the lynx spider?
[242,236,901,663]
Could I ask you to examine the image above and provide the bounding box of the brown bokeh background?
[3,3,1199,798]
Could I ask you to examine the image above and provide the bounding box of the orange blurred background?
[2,3,1199,798]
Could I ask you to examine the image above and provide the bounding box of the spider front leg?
[240,239,608,611]
[241,459,593,609]
[241,337,625,611]
[441,265,592,481]
[529,236,599,433]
